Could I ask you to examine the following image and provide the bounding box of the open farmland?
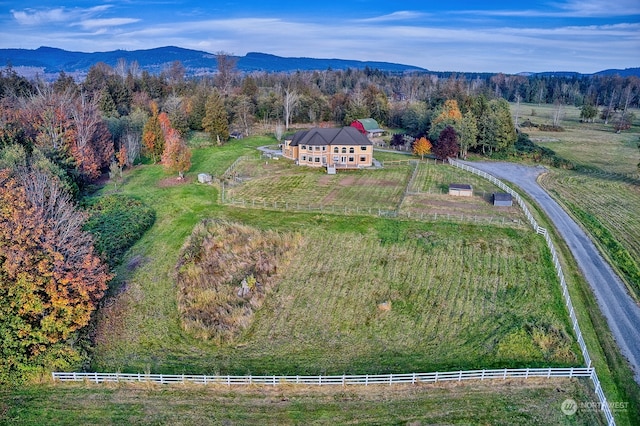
[513,102,639,177]
[225,156,527,225]
[511,102,640,299]
[226,157,408,211]
[39,136,619,425]
[539,170,640,300]
[92,216,579,375]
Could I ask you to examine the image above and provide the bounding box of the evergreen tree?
[202,90,229,145]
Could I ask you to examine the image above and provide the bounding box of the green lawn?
[0,379,606,425]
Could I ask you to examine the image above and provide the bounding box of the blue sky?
[1,0,639,73]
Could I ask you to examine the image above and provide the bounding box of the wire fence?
[222,197,523,227]
[52,367,593,386]
[448,158,614,426]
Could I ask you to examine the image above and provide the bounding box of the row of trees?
[402,97,516,159]
[2,59,636,173]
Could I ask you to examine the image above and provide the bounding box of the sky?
[0,0,639,74]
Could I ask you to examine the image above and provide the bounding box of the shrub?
[83,194,156,267]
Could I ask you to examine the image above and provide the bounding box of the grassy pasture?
[94,217,579,376]
[402,162,527,224]
[227,157,408,211]
[3,131,626,425]
[0,379,605,425]
[226,156,526,225]
[512,102,640,298]
[513,102,639,176]
[539,170,640,300]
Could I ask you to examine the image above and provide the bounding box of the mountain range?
[1,46,638,79]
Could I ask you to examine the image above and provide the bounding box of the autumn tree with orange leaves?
[428,99,463,143]
[142,102,164,163]
[159,111,191,179]
[412,136,432,160]
[0,168,110,381]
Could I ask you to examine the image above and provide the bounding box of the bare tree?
[275,123,284,142]
[233,95,254,137]
[26,83,76,151]
[128,60,141,79]
[283,88,300,130]
[552,101,564,127]
[215,52,238,96]
[71,92,101,166]
[115,58,128,83]
[123,131,141,165]
[17,168,94,268]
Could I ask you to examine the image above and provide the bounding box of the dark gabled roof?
[449,183,473,190]
[289,127,372,147]
[493,192,513,201]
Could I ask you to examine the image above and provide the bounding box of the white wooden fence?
[52,367,592,386]
[448,159,614,426]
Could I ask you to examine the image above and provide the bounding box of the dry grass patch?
[175,219,302,342]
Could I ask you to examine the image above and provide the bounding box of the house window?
[302,155,306,161]
[322,146,326,151]
[341,147,347,153]
[360,156,366,162]
[333,147,339,153]
[361,146,368,151]
[315,146,320,151]
[348,156,354,162]
[349,147,354,153]
[314,157,320,163]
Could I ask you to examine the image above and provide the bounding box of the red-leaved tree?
[432,126,459,160]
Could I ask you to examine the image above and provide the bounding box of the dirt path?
[462,161,640,385]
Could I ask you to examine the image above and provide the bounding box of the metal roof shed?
[493,192,513,206]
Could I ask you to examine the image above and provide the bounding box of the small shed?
[198,173,212,184]
[449,183,473,197]
[493,192,513,206]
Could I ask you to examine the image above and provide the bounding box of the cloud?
[460,0,640,19]
[552,0,640,17]
[11,5,112,26]
[355,11,427,23]
[75,18,141,30]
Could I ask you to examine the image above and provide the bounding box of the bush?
[83,194,156,267]
[513,133,574,169]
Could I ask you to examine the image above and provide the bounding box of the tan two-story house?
[282,127,373,169]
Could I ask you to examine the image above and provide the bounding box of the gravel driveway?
[463,161,640,385]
